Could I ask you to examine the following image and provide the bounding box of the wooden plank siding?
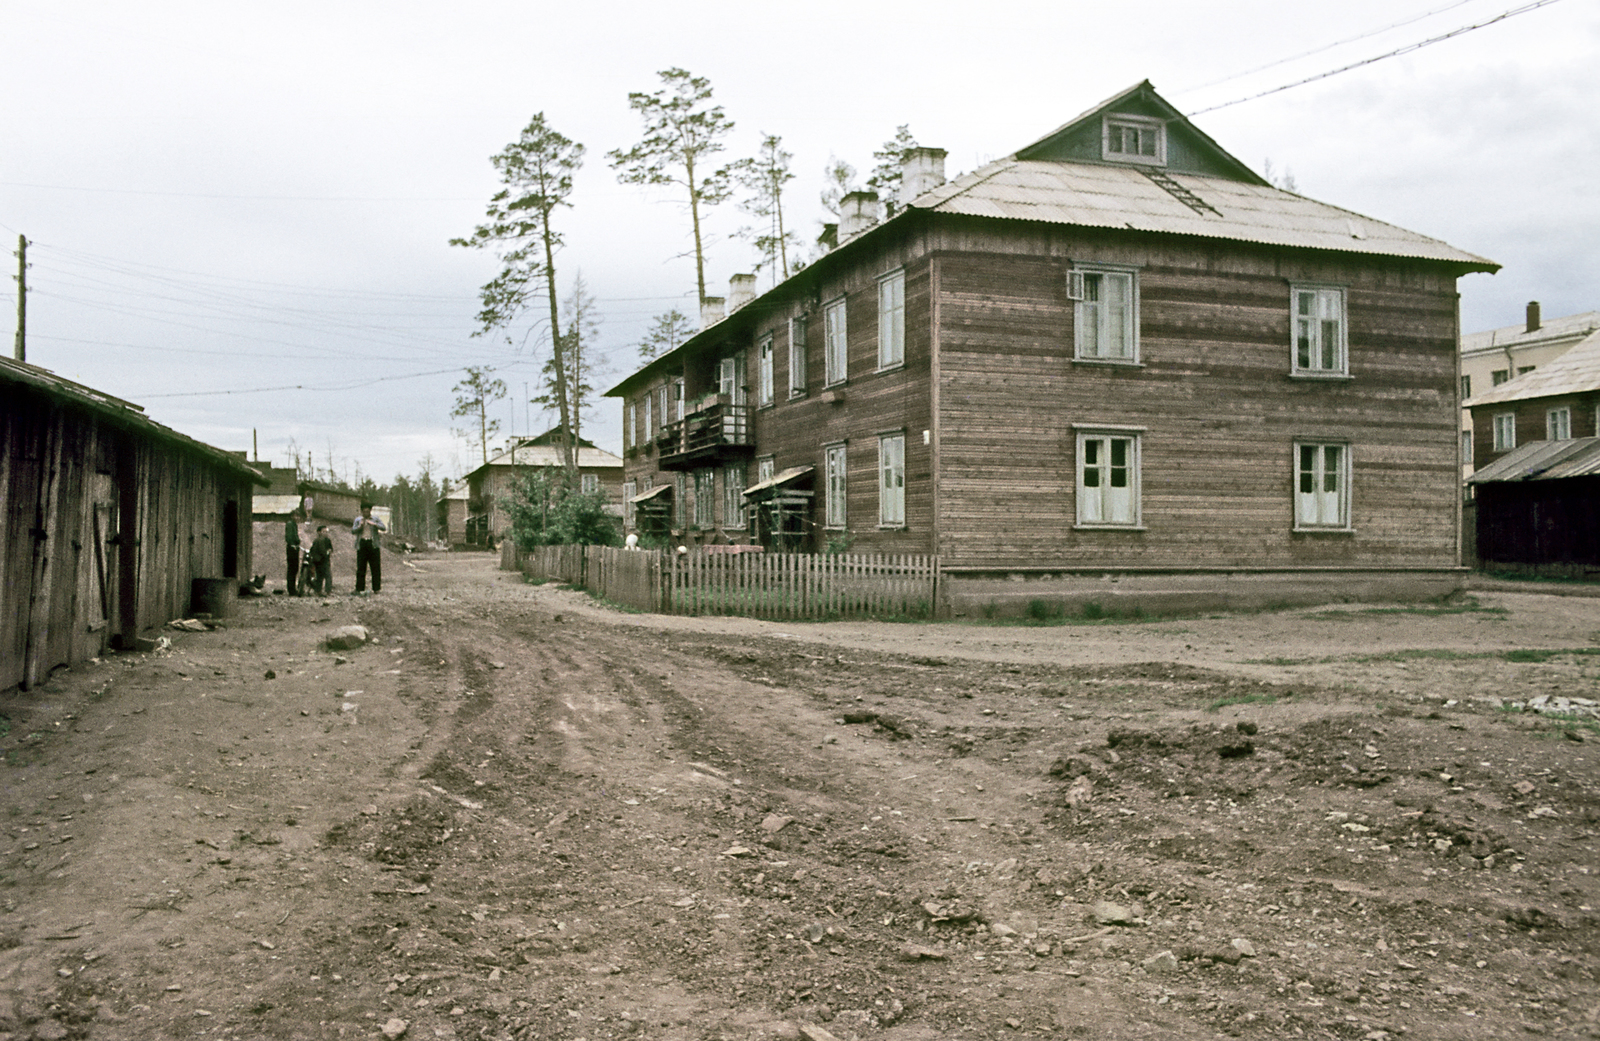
[932,223,1463,569]
[1,372,259,692]
[1470,390,1600,470]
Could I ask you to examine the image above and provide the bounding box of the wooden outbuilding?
[1466,437,1600,578]
[607,81,1498,612]
[1,357,265,691]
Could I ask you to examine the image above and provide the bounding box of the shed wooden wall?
[1,382,254,692]
[931,222,1464,569]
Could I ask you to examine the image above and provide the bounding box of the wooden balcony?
[658,400,753,471]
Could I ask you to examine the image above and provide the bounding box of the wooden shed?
[1,357,265,691]
[1466,436,1600,578]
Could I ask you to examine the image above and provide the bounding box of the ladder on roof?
[1143,170,1221,217]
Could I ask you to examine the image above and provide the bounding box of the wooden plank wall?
[1,381,254,692]
[931,222,1464,569]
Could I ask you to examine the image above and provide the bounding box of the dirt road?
[1,554,1597,1040]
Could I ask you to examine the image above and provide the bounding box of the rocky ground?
[0,553,1597,1041]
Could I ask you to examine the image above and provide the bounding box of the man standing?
[353,502,386,594]
[284,508,304,596]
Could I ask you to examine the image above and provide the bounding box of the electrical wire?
[1188,0,1566,115]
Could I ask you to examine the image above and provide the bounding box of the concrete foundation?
[941,569,1468,619]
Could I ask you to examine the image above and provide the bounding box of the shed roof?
[0,356,267,485]
[1467,437,1600,484]
[1464,329,1600,408]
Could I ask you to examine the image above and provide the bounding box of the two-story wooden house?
[606,82,1498,612]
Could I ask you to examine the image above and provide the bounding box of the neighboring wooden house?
[1465,324,1600,468]
[438,482,470,548]
[2,356,265,691]
[461,428,624,545]
[1460,305,1600,475]
[606,81,1497,611]
[297,480,362,526]
[1466,437,1600,578]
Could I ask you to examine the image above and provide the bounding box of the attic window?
[1103,115,1166,166]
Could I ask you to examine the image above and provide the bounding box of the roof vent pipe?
[700,296,726,330]
[839,190,880,239]
[900,147,948,201]
[1526,301,1541,334]
[728,273,758,312]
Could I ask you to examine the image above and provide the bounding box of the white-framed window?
[1493,412,1516,452]
[1461,430,1473,468]
[622,479,636,528]
[718,354,746,405]
[694,469,715,528]
[824,297,848,386]
[626,402,636,449]
[1460,375,1471,399]
[643,392,653,437]
[1294,442,1350,530]
[672,379,684,421]
[824,443,847,528]
[1547,407,1571,440]
[1292,285,1348,376]
[878,433,905,527]
[757,336,774,407]
[1075,428,1142,528]
[1491,369,1509,386]
[657,385,669,427]
[1069,266,1138,361]
[722,464,746,528]
[877,269,905,369]
[1518,366,1536,377]
[581,473,599,495]
[757,455,775,486]
[1102,114,1166,165]
[789,316,808,397]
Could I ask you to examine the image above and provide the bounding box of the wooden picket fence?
[501,542,939,620]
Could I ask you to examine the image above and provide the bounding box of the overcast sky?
[3,0,1595,486]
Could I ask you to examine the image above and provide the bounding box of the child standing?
[307,525,333,596]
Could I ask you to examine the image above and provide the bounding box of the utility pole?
[13,235,27,362]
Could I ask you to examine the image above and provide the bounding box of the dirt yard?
[1,553,1598,1041]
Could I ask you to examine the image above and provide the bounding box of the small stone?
[325,625,370,651]
[990,923,1017,938]
[1143,949,1179,974]
[489,661,507,670]
[361,804,379,816]
[799,1025,842,1041]
[380,1017,409,1039]
[898,942,946,961]
[264,670,276,680]
[1091,900,1134,926]
[1230,938,1256,958]
[761,814,794,833]
[333,656,349,665]
[721,845,754,857]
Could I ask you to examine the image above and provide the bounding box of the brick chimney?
[728,273,757,312]
[839,190,879,239]
[700,296,726,330]
[1526,300,1541,334]
[900,147,948,201]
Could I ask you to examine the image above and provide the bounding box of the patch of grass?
[0,716,9,741]
[1247,646,1600,666]
[1307,597,1508,620]
[1503,648,1600,663]
[1206,693,1279,712]
[1081,601,1107,620]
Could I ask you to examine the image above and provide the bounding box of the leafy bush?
[499,468,620,548]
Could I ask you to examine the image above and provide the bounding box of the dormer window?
[1102,115,1165,166]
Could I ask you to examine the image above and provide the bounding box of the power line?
[1188,0,1566,116]
[1178,0,1486,94]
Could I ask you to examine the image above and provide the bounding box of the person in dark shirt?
[284,509,304,596]
[307,525,333,596]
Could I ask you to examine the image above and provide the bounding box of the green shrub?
[500,468,620,549]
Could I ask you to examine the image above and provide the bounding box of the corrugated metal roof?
[472,442,624,474]
[1461,310,1600,355]
[1,355,267,485]
[1467,437,1600,484]
[1464,329,1600,407]
[908,159,1496,270]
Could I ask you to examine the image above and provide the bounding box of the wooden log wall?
[1,379,255,692]
[930,221,1465,569]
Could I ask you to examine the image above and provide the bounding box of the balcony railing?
[658,400,753,470]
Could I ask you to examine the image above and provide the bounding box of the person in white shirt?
[352,503,387,594]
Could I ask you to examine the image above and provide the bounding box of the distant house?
[457,428,624,546]
[2,356,266,691]
[1465,326,1600,468]
[605,81,1496,611]
[1460,305,1600,474]
[438,483,470,548]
